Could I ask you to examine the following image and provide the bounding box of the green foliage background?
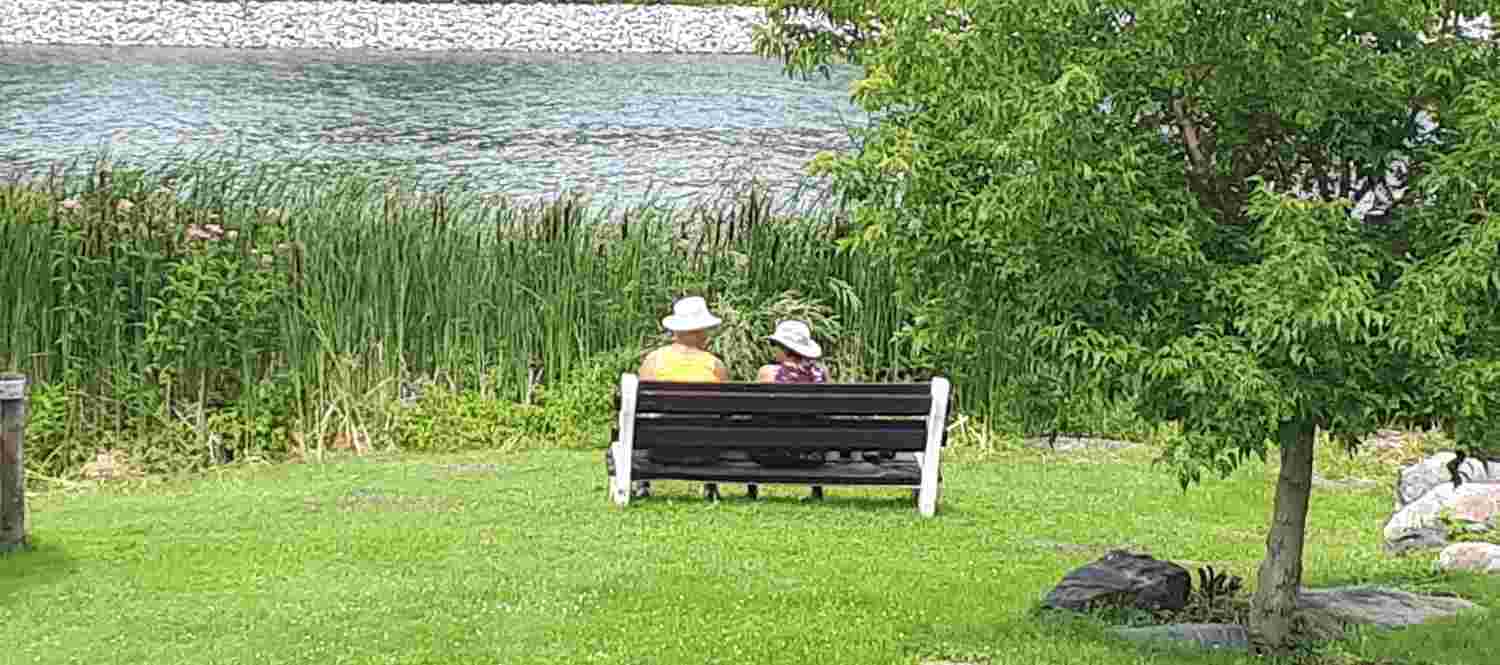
[756,0,1500,482]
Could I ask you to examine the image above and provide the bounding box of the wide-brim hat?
[767,319,822,359]
[662,296,723,332]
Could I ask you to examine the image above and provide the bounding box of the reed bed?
[1,158,933,475]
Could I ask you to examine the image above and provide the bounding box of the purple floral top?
[773,358,828,384]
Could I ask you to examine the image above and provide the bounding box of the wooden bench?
[605,374,951,516]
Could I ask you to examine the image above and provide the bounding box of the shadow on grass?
[626,491,956,515]
[1014,607,1255,664]
[0,535,77,606]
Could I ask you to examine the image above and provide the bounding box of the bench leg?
[917,377,949,517]
[917,469,940,517]
[704,483,720,501]
[746,483,759,500]
[915,451,940,517]
[610,440,632,507]
[612,373,639,508]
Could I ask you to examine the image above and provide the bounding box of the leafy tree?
[756,0,1499,653]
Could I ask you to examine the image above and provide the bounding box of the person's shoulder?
[638,346,668,373]
[756,364,778,382]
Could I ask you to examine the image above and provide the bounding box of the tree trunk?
[1249,419,1316,654]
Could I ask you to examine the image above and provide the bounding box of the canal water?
[0,45,863,206]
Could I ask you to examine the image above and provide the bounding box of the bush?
[534,348,644,449]
[392,382,547,453]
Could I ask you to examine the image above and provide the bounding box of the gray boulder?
[1396,453,1500,508]
[1385,526,1452,556]
[1112,623,1250,652]
[1295,586,1483,639]
[1384,481,1500,552]
[1109,588,1482,651]
[1042,550,1190,612]
[1437,542,1500,574]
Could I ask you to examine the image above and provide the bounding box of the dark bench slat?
[635,392,932,416]
[637,382,933,395]
[632,419,926,450]
[626,451,924,485]
[613,416,939,449]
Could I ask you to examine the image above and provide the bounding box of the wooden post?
[0,373,28,552]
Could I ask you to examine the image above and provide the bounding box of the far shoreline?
[0,1,771,54]
[0,43,791,66]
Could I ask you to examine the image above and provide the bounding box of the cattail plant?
[0,155,929,476]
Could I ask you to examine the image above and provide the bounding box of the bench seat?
[606,449,925,485]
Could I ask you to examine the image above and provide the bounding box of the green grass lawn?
[3,445,1496,665]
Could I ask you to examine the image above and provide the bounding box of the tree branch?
[1173,97,1212,178]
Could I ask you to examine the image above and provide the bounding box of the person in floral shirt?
[752,320,831,500]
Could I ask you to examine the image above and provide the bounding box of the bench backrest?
[614,377,950,451]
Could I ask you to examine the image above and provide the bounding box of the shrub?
[391,382,547,453]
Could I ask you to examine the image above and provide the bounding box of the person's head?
[766,320,822,363]
[661,296,722,349]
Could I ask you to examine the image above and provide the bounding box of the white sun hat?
[766,320,822,359]
[661,296,723,332]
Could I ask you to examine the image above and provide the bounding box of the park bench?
[604,374,952,516]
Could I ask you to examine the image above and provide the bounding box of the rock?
[1385,526,1452,556]
[1025,436,1140,452]
[1437,542,1500,574]
[1295,587,1483,639]
[1384,482,1500,551]
[1112,623,1250,652]
[1451,486,1500,524]
[1396,452,1500,508]
[1042,550,1190,613]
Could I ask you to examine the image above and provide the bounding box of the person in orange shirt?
[633,296,729,499]
[639,296,729,383]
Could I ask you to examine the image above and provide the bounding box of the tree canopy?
[756,0,1499,652]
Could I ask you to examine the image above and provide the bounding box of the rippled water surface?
[0,46,863,204]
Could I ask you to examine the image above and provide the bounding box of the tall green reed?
[0,157,926,475]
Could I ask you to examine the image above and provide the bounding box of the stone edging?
[0,1,767,53]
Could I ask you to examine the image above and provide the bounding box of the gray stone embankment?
[0,1,767,53]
